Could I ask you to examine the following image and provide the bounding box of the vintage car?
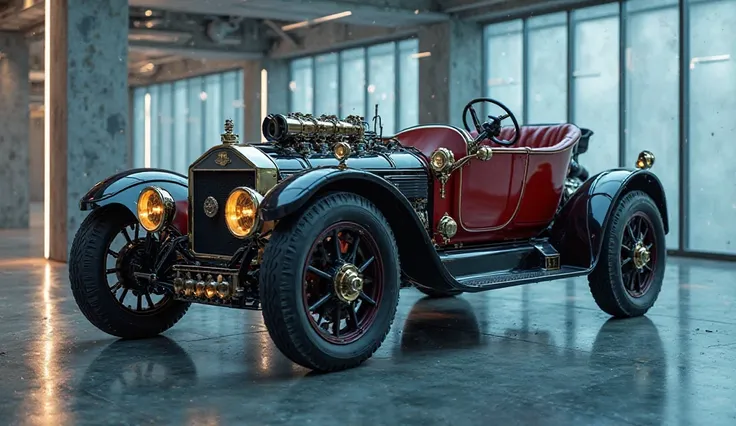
[69,97,668,372]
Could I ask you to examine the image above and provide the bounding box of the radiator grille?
[384,174,429,199]
[191,170,256,257]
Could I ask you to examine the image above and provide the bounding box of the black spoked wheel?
[589,190,666,318]
[620,212,657,298]
[260,192,400,372]
[302,222,384,345]
[106,222,171,314]
[69,205,190,338]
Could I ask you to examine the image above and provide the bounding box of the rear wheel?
[588,190,666,318]
[260,192,400,371]
[69,205,190,338]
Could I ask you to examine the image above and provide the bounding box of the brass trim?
[188,142,279,260]
[437,212,458,245]
[544,254,561,270]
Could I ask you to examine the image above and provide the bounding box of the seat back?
[498,124,581,151]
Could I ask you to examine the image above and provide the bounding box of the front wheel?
[588,190,666,318]
[260,192,400,372]
[69,205,190,339]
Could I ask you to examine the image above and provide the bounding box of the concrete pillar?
[265,59,289,115]
[45,0,129,261]
[0,31,30,229]
[242,59,289,142]
[242,60,263,143]
[418,19,483,128]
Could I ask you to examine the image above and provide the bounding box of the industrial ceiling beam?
[269,21,416,59]
[129,0,447,27]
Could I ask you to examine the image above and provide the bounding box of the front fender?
[260,166,412,222]
[260,166,460,292]
[551,168,669,269]
[80,168,189,233]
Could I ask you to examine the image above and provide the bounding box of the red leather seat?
[471,124,581,152]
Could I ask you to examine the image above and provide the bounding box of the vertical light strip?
[143,93,152,167]
[43,0,52,259]
[260,69,268,143]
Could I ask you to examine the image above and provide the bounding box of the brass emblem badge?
[203,196,219,218]
[215,151,231,167]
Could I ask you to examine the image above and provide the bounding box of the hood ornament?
[221,119,239,144]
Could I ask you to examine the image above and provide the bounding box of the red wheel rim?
[301,221,384,345]
[620,212,657,298]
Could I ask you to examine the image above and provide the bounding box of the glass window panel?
[131,69,247,171]
[221,70,239,136]
[571,4,620,176]
[398,38,419,130]
[158,83,173,170]
[625,0,680,249]
[367,42,397,135]
[315,53,339,115]
[204,74,223,147]
[687,0,736,254]
[340,48,365,118]
[148,85,160,169]
[290,57,313,113]
[132,88,146,168]
[234,69,245,138]
[526,13,567,123]
[173,80,188,175]
[485,20,523,121]
[187,77,204,165]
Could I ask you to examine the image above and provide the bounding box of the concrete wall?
[28,113,44,202]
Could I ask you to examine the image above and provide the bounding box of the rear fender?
[260,167,459,292]
[79,168,189,233]
[551,168,669,269]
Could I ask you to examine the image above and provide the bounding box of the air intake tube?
[261,114,364,143]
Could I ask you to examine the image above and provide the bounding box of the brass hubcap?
[333,263,363,303]
[632,242,651,270]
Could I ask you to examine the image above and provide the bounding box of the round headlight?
[430,147,455,173]
[137,186,175,232]
[333,141,352,161]
[224,187,264,239]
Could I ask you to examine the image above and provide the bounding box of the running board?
[453,266,589,292]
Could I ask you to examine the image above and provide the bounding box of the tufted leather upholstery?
[470,124,581,152]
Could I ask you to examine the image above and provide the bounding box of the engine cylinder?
[262,114,364,142]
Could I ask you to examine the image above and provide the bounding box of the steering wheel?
[462,97,521,146]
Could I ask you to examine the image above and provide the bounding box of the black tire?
[415,285,463,298]
[260,192,400,372]
[588,190,666,318]
[69,205,190,339]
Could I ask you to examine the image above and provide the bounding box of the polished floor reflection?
[1,222,735,425]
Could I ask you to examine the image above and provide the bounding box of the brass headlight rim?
[224,186,264,240]
[635,150,655,170]
[430,147,455,173]
[137,186,176,233]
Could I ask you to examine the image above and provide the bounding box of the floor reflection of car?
[398,297,482,354]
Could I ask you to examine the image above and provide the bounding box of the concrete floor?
[1,205,735,425]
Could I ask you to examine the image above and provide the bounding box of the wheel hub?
[333,263,363,303]
[116,239,150,291]
[632,241,651,270]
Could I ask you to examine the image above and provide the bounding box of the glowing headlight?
[137,186,175,232]
[430,147,455,173]
[224,187,264,239]
[333,141,352,161]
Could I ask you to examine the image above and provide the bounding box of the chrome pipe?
[262,113,364,142]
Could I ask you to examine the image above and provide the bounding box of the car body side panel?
[394,124,576,245]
